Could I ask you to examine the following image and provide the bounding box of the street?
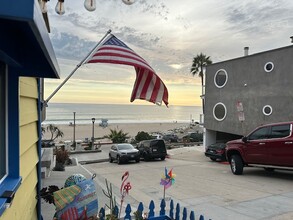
[82,146,293,220]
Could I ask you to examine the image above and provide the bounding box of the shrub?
[135,131,152,142]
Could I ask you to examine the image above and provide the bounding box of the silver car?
[109,143,140,164]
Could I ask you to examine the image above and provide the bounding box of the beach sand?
[42,122,202,142]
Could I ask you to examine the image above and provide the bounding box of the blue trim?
[0,67,22,217]
[7,69,20,177]
[37,79,42,220]
[0,177,22,216]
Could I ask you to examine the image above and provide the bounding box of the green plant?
[135,131,152,142]
[46,124,64,141]
[133,210,143,220]
[102,179,117,218]
[105,129,129,143]
[190,53,212,111]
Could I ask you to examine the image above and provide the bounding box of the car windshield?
[118,144,134,150]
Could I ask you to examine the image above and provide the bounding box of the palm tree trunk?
[200,71,205,113]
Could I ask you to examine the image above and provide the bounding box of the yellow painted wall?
[2,77,39,220]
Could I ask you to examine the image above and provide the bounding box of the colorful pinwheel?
[160,167,175,200]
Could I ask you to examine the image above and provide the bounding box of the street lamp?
[91,118,95,150]
[73,112,76,150]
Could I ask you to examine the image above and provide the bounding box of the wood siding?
[3,77,39,220]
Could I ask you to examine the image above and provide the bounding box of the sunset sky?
[44,0,293,106]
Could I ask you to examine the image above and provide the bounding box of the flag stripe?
[90,46,153,70]
[92,50,149,67]
[85,34,169,106]
[131,68,147,101]
[88,56,153,71]
[140,70,153,99]
[93,46,149,64]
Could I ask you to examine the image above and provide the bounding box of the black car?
[162,134,178,143]
[109,143,140,164]
[205,142,227,161]
[182,132,203,142]
[136,139,167,161]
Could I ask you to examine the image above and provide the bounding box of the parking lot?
[83,146,293,220]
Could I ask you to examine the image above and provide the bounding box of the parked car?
[163,134,178,143]
[109,143,140,164]
[205,142,227,161]
[226,121,293,175]
[136,139,167,161]
[182,132,203,142]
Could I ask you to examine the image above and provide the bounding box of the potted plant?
[54,149,69,171]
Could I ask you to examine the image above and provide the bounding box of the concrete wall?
[204,45,293,137]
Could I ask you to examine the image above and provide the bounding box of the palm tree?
[46,124,64,141]
[190,53,212,111]
[105,129,130,143]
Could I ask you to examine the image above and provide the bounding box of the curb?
[78,158,109,164]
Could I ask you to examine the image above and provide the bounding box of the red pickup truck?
[226,121,293,175]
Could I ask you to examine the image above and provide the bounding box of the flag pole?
[43,29,112,106]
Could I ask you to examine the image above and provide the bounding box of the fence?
[98,199,208,220]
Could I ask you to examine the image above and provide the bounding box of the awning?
[0,0,60,78]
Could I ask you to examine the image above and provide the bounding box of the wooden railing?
[98,199,208,220]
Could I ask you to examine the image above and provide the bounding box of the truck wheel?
[230,155,243,175]
[143,153,150,161]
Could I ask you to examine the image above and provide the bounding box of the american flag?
[84,34,169,106]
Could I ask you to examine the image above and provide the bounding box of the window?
[0,64,21,216]
[264,62,274,72]
[213,102,227,121]
[263,105,272,116]
[270,125,290,139]
[214,69,228,88]
[249,127,269,140]
[0,71,6,181]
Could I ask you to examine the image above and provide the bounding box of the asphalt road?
[82,146,293,220]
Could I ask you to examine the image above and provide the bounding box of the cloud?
[225,0,293,35]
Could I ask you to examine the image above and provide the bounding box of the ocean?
[43,103,202,125]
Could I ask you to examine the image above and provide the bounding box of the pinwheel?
[160,167,175,200]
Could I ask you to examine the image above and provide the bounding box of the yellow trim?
[20,122,38,155]
[19,77,38,98]
[19,97,38,126]
[20,144,38,180]
[2,169,38,220]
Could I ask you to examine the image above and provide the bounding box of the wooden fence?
[98,199,209,220]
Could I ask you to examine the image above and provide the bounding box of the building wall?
[204,45,293,136]
[2,77,39,220]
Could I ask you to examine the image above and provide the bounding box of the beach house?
[0,1,60,219]
[203,43,293,147]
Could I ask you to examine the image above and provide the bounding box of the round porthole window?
[263,105,272,116]
[213,102,227,121]
[264,62,274,72]
[214,69,228,88]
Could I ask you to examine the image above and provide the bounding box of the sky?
[44,0,293,107]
